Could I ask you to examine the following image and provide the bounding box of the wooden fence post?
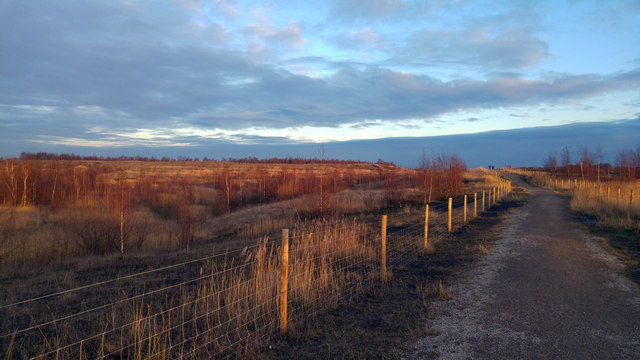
[424,205,429,249]
[463,194,467,224]
[448,197,452,233]
[482,190,485,211]
[280,228,289,336]
[381,215,387,278]
[493,187,496,205]
[474,192,477,217]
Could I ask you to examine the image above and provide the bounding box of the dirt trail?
[409,174,640,359]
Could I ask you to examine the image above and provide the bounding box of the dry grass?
[0,205,184,267]
[2,219,377,359]
[464,168,503,191]
[0,159,401,268]
[570,183,640,228]
[526,172,640,229]
[1,168,510,359]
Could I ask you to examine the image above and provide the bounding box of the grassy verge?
[577,219,640,285]
[262,188,529,359]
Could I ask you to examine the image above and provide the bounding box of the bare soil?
[409,174,640,359]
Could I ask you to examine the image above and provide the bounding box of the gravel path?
[409,174,640,359]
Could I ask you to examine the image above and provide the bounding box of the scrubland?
[0,154,511,358]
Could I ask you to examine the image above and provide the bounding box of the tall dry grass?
[0,205,184,268]
[527,172,640,229]
[464,168,503,191]
[2,219,377,359]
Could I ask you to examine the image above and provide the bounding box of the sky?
[1,0,639,165]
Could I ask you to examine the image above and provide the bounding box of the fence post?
[424,205,429,249]
[474,192,477,217]
[463,194,467,224]
[482,190,485,211]
[448,197,452,233]
[493,187,496,205]
[280,228,289,336]
[381,215,387,278]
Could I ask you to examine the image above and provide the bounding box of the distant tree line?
[543,145,640,181]
[14,152,394,166]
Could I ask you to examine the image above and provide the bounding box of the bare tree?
[20,161,31,206]
[116,177,131,258]
[618,148,637,181]
[418,151,431,204]
[596,146,604,182]
[579,147,595,181]
[4,160,17,205]
[561,147,571,178]
[49,159,60,205]
[219,163,234,213]
[545,152,558,176]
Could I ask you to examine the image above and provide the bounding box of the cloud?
[244,21,307,50]
[333,28,385,50]
[405,28,549,69]
[329,0,408,22]
[6,61,639,149]
[1,0,639,156]
[327,0,454,23]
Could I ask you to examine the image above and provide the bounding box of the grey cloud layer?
[0,0,639,149]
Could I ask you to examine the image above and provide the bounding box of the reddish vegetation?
[0,153,478,359]
[0,153,466,266]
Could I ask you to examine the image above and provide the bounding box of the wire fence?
[1,180,512,359]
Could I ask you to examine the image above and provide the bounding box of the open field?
[0,156,509,358]
[0,159,396,266]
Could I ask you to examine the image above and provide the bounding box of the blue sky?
[1,0,639,162]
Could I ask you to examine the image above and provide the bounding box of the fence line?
[1,179,512,359]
